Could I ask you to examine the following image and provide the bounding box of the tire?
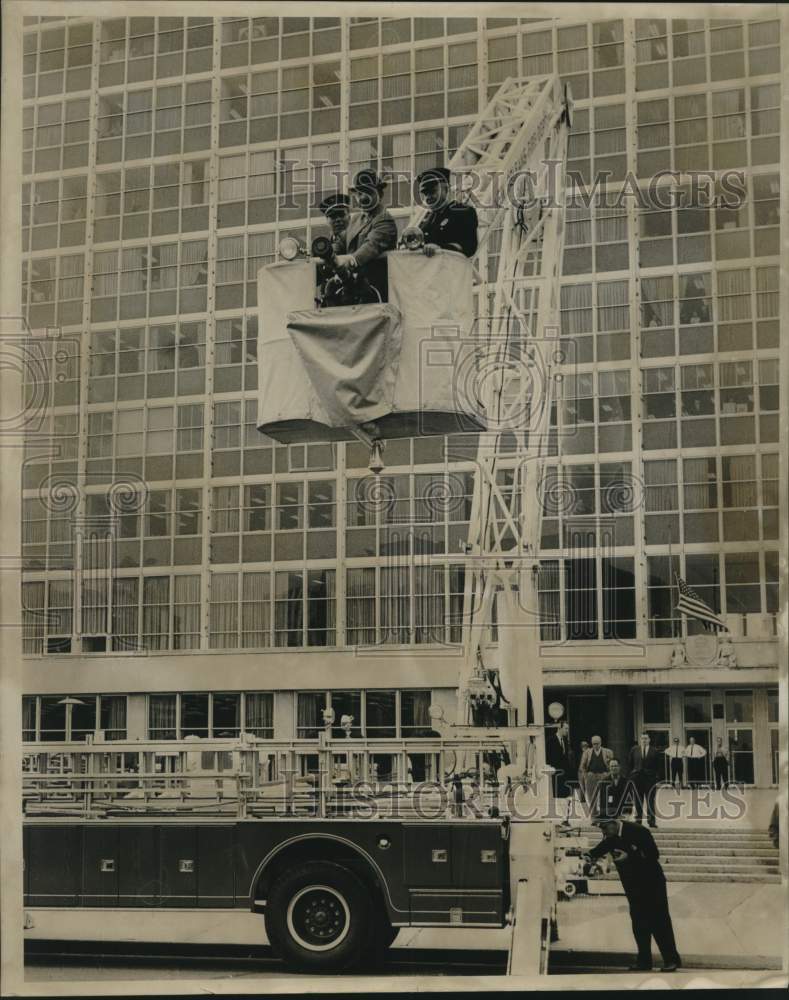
[563,881,576,899]
[265,861,371,973]
[364,907,398,966]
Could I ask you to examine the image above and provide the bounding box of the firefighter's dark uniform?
[418,200,479,258]
[588,819,681,970]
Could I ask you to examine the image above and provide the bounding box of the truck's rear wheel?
[360,908,398,969]
[265,861,370,972]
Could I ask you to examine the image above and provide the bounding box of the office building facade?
[19,12,783,785]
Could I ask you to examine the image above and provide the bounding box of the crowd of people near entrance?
[547,723,735,830]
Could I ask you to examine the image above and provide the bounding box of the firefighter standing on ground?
[585,816,682,973]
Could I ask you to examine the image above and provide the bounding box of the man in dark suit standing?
[628,732,661,828]
[334,168,397,302]
[416,166,478,259]
[546,721,575,797]
[585,816,681,972]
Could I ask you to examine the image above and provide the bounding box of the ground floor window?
[296,689,434,739]
[147,691,273,740]
[22,694,127,742]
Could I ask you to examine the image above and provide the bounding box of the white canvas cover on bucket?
[257,250,484,443]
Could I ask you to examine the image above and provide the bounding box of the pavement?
[553,882,786,967]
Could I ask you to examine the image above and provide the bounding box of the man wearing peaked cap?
[333,167,397,302]
[416,165,478,259]
[318,192,351,249]
[584,815,682,973]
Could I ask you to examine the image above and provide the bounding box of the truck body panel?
[23,817,510,929]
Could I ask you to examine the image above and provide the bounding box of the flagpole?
[668,536,677,639]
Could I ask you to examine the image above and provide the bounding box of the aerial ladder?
[416,75,572,779]
[418,75,573,974]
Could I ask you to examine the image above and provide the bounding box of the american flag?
[675,574,727,632]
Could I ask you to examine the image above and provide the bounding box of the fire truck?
[23,74,573,975]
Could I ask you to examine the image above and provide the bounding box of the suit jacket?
[342,206,398,267]
[419,200,478,258]
[588,820,665,894]
[546,732,575,774]
[599,776,633,818]
[578,746,613,776]
[628,744,661,781]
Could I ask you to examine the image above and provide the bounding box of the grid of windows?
[643,452,778,545]
[148,691,273,739]
[20,15,782,662]
[296,689,435,739]
[86,403,205,482]
[89,321,206,401]
[208,569,336,648]
[98,17,214,87]
[22,693,128,741]
[646,551,778,637]
[641,358,779,450]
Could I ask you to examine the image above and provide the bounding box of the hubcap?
[286,885,351,952]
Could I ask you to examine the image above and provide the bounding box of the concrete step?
[581,827,773,840]
[661,860,780,872]
[660,847,778,864]
[601,871,780,884]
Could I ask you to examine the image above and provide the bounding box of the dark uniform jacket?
[588,820,665,896]
[419,200,479,258]
[599,776,634,818]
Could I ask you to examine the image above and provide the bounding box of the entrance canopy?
[256,250,485,443]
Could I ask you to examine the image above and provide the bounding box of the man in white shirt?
[685,736,708,786]
[664,737,685,792]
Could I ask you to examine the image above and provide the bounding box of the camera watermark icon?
[0,318,75,440]
[418,325,577,448]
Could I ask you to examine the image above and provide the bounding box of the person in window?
[416,166,478,259]
[333,168,397,303]
[684,736,707,786]
[665,737,686,792]
[712,736,730,790]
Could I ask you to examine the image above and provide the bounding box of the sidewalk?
[553,881,786,967]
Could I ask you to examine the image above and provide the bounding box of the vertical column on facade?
[338,17,351,188]
[72,17,104,650]
[199,22,223,651]
[335,430,348,647]
[777,5,789,875]
[622,19,650,649]
[607,684,629,769]
[477,16,489,115]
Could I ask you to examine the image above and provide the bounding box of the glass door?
[684,727,711,784]
[728,729,754,784]
[725,690,754,785]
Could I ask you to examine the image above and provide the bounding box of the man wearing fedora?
[333,168,397,302]
[416,166,478,258]
[584,812,682,973]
